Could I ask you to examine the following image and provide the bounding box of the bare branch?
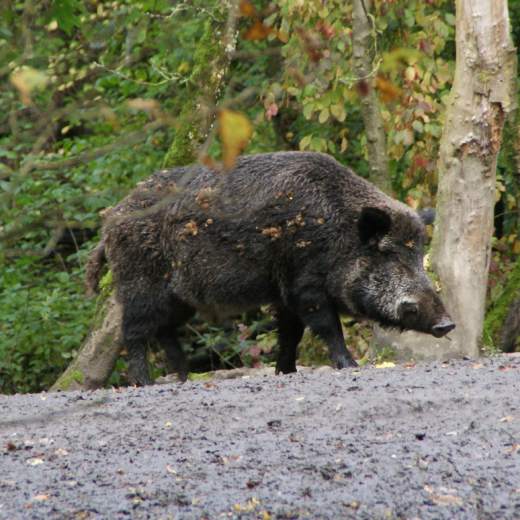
[20,120,168,176]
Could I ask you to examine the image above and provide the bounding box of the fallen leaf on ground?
[431,493,463,506]
[54,448,68,456]
[32,494,49,501]
[375,362,396,368]
[424,486,463,506]
[26,458,44,466]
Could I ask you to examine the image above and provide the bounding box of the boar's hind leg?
[157,328,188,382]
[122,303,159,386]
[295,295,357,369]
[275,307,305,374]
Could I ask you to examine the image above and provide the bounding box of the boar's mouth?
[430,318,456,338]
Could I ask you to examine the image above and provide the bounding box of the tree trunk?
[351,0,392,194]
[428,0,517,357]
[52,295,123,391]
[51,3,239,392]
[372,0,517,362]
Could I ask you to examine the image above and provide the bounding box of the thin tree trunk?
[52,3,239,392]
[163,2,239,167]
[351,0,391,194]
[429,0,517,357]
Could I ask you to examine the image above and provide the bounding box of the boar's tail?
[85,239,106,296]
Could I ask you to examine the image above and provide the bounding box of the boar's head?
[346,206,455,338]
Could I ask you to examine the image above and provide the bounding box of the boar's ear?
[358,207,392,245]
[418,207,435,225]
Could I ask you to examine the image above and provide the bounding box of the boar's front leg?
[156,301,195,382]
[275,306,305,374]
[294,290,358,369]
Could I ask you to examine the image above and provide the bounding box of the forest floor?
[1,355,519,519]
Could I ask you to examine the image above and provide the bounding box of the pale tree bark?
[351,0,392,194]
[428,0,517,357]
[52,2,240,392]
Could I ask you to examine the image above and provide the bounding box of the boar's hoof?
[128,363,153,386]
[129,374,153,386]
[334,355,358,369]
[275,362,297,375]
[431,319,456,338]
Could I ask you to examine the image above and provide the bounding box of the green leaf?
[299,134,313,151]
[303,103,314,120]
[445,13,456,26]
[412,120,424,133]
[50,0,81,35]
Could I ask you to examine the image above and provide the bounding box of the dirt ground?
[1,355,519,520]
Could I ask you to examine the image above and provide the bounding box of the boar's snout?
[396,298,455,337]
[431,317,456,338]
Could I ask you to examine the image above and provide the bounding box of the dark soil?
[1,355,520,519]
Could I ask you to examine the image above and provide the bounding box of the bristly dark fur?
[87,151,453,385]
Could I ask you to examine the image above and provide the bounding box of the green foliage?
[0,257,94,393]
[258,0,455,205]
[185,312,278,372]
[51,369,85,392]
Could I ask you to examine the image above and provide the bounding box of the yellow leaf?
[331,103,346,122]
[27,457,45,466]
[405,66,416,82]
[319,108,329,123]
[10,67,49,105]
[218,109,252,169]
[375,361,396,369]
[177,61,190,74]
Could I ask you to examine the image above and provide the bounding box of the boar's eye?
[358,207,392,246]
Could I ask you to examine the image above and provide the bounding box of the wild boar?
[87,151,455,385]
